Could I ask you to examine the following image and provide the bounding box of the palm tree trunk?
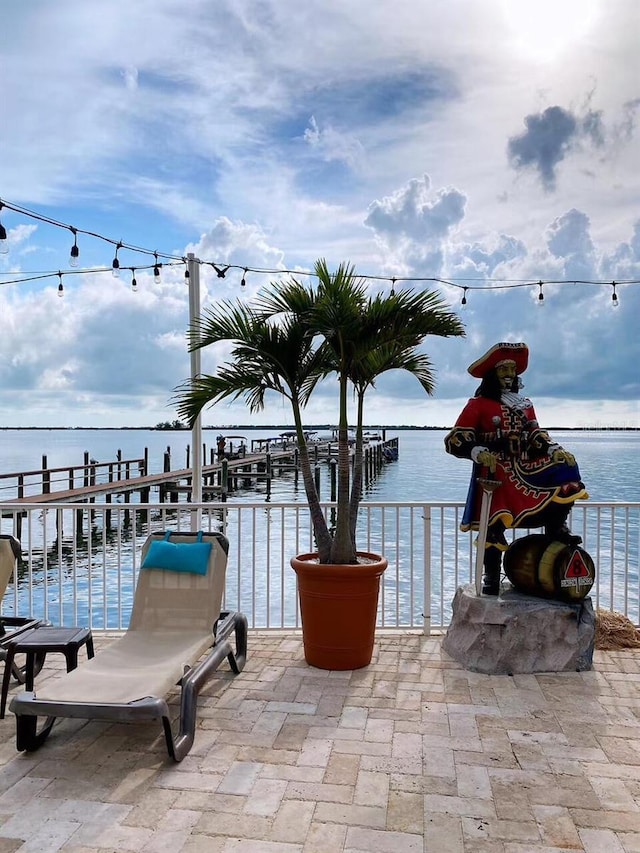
[331,372,356,563]
[292,406,333,562]
[349,390,365,543]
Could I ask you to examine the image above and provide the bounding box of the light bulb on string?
[57,272,64,297]
[537,281,545,306]
[611,281,619,308]
[390,277,396,296]
[131,269,138,292]
[153,253,161,283]
[240,268,248,288]
[461,287,468,308]
[111,242,122,278]
[184,266,190,285]
[69,228,79,267]
[0,205,8,254]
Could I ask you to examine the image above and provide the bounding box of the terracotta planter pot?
[291,552,388,670]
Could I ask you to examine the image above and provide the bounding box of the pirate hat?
[467,342,529,378]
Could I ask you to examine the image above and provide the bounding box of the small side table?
[0,625,94,718]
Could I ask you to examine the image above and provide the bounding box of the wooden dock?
[1,437,399,511]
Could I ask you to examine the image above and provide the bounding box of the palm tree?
[174,259,465,565]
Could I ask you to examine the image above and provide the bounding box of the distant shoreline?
[1,425,638,432]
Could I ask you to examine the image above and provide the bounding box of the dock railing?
[0,451,147,500]
[0,499,638,633]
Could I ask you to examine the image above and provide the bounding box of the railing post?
[423,504,432,635]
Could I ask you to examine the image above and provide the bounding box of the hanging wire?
[0,197,637,299]
[212,264,229,278]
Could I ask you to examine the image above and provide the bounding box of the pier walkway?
[2,438,399,507]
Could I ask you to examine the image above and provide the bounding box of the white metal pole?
[187,252,203,528]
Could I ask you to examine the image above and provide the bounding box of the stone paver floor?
[0,631,640,852]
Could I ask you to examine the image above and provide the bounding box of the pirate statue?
[444,342,589,595]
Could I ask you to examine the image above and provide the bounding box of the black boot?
[543,506,582,545]
[482,546,502,596]
[546,522,582,546]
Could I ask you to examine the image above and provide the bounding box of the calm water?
[0,427,638,503]
[0,427,638,628]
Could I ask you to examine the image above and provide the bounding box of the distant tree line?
[154,419,187,430]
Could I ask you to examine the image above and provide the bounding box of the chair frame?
[0,534,44,683]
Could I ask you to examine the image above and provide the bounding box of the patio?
[1,632,640,852]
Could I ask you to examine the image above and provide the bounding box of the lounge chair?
[10,530,248,761]
[0,534,43,682]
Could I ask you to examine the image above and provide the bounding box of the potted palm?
[175,259,464,669]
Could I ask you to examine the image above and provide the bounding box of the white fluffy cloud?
[0,0,638,426]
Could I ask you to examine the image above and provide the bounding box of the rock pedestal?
[441,583,595,675]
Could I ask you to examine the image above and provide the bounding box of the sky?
[1,0,639,430]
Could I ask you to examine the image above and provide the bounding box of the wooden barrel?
[503,534,595,602]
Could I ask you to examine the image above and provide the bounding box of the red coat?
[445,395,588,531]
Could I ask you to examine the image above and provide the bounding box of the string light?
[390,277,396,296]
[0,204,8,254]
[0,199,637,309]
[183,260,190,286]
[131,269,138,292]
[69,227,79,267]
[57,272,64,297]
[111,242,122,278]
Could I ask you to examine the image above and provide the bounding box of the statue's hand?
[552,448,576,466]
[476,450,499,473]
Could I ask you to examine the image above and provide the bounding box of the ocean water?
[0,426,638,503]
[0,427,638,628]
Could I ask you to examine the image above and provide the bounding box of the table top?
[5,625,92,650]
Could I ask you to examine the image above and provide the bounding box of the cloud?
[364,175,466,273]
[545,209,597,280]
[302,116,365,171]
[1,0,639,427]
[507,105,605,191]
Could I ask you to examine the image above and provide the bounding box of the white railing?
[1,500,639,632]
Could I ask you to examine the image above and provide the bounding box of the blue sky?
[1,0,639,429]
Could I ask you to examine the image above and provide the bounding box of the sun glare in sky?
[502,0,598,61]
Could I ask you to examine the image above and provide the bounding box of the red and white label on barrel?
[561,549,593,588]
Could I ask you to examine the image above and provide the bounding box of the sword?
[474,475,501,596]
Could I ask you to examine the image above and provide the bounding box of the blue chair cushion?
[141,532,211,575]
